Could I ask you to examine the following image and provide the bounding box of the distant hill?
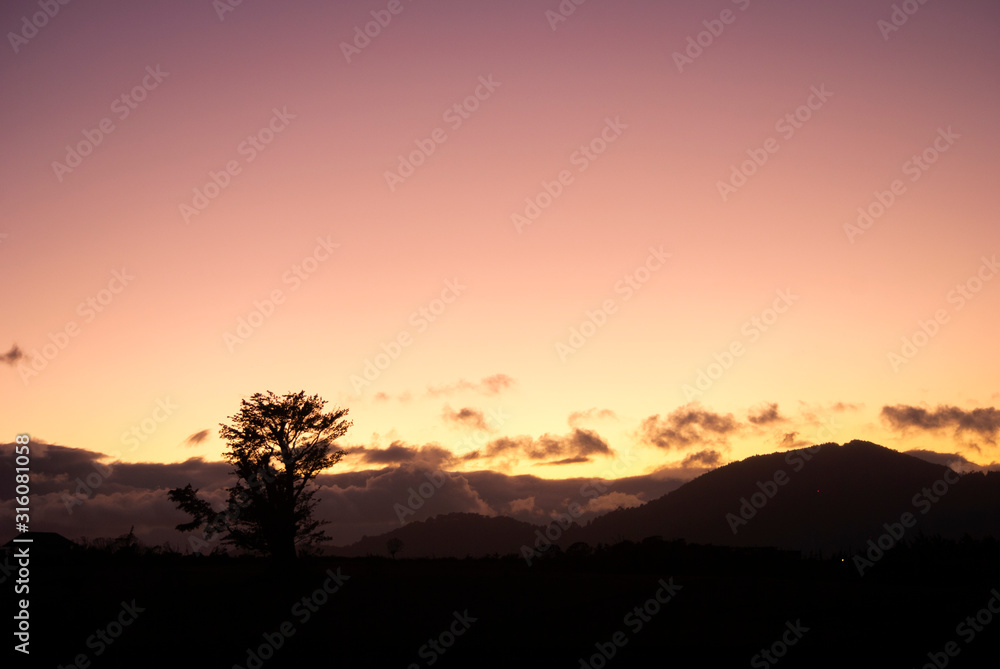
[329,512,542,558]
[331,441,1000,558]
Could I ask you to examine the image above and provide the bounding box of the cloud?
[427,374,515,397]
[567,408,618,428]
[536,456,591,466]
[1,344,23,366]
[346,441,455,468]
[832,402,862,412]
[905,449,1000,474]
[507,497,536,514]
[370,376,513,403]
[639,404,740,450]
[373,391,412,403]
[581,491,644,514]
[680,449,722,468]
[0,440,699,549]
[747,402,782,425]
[184,429,211,447]
[780,432,811,449]
[442,406,490,431]
[881,404,1000,443]
[472,428,613,465]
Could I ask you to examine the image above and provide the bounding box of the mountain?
[328,512,542,558]
[331,441,1000,558]
[568,440,1000,553]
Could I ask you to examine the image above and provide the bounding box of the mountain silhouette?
[331,441,1000,558]
[330,512,541,558]
[570,440,1000,553]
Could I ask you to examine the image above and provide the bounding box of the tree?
[168,391,351,562]
[387,537,403,559]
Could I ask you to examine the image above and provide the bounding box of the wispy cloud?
[427,374,515,397]
[1,344,23,366]
[747,402,782,425]
[779,431,811,449]
[346,442,456,468]
[442,406,491,431]
[681,449,723,468]
[639,404,740,450]
[881,404,1000,443]
[467,428,612,465]
[184,429,211,447]
[568,408,618,427]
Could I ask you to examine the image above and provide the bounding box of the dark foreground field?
[9,539,1000,668]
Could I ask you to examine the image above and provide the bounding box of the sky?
[2,0,1000,528]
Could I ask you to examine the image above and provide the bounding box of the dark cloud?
[0,443,234,500]
[747,402,782,425]
[1,344,23,366]
[640,404,740,450]
[881,404,1000,443]
[346,442,456,468]
[680,449,722,468]
[536,456,591,466]
[184,429,211,447]
[473,428,612,465]
[905,449,1000,474]
[567,408,618,428]
[0,441,698,549]
[427,374,515,397]
[442,406,490,431]
[780,432,811,449]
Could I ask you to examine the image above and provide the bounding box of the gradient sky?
[2,0,999,484]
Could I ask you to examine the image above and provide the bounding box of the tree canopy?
[168,391,351,561]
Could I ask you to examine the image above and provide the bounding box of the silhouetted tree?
[387,537,403,559]
[168,391,351,562]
